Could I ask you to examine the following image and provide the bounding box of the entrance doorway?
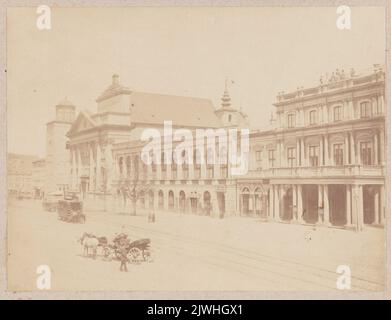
[240,187,251,215]
[302,185,318,224]
[363,185,377,224]
[158,190,164,210]
[190,197,198,214]
[168,190,174,210]
[217,192,225,218]
[179,191,186,213]
[282,187,293,221]
[329,185,347,226]
[203,191,211,215]
[148,190,154,209]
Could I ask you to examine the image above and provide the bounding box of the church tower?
[45,98,75,193]
[215,80,249,128]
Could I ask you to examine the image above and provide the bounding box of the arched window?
[179,191,186,213]
[158,190,164,210]
[168,190,175,210]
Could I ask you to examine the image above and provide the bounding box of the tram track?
[88,213,384,291]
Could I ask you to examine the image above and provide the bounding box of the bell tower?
[45,98,75,193]
[215,79,248,128]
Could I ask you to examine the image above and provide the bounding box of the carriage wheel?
[127,247,143,264]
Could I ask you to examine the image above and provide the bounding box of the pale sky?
[7,7,385,157]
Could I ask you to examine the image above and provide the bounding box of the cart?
[57,199,85,223]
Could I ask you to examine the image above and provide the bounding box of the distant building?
[32,159,46,198]
[45,98,75,193]
[7,153,38,198]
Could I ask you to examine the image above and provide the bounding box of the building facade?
[67,74,248,206]
[64,66,385,231]
[239,66,385,231]
[7,153,38,198]
[32,158,46,199]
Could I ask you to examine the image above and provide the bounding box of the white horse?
[79,232,99,259]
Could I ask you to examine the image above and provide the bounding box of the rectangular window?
[194,149,201,178]
[334,106,342,122]
[171,162,177,179]
[333,143,344,165]
[119,158,123,175]
[126,157,131,177]
[309,145,319,167]
[360,102,371,118]
[255,150,262,161]
[220,165,228,178]
[182,164,189,179]
[194,166,201,179]
[287,147,296,167]
[161,153,166,171]
[207,165,214,179]
[287,113,295,128]
[309,110,317,125]
[268,149,276,168]
[360,142,372,165]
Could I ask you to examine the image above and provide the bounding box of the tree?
[116,176,155,216]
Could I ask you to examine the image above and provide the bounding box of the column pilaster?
[297,185,303,223]
[346,185,352,226]
[323,184,330,226]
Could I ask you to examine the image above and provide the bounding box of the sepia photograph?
[1,3,388,298]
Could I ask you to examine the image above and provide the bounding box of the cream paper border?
[0,0,389,300]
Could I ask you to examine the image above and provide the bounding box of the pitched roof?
[67,110,98,136]
[128,91,221,128]
[96,75,132,103]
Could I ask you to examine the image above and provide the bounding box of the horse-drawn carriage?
[79,231,152,263]
[102,233,152,263]
[58,198,85,223]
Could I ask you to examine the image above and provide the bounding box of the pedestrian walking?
[119,246,129,272]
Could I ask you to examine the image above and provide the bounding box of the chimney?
[112,74,119,85]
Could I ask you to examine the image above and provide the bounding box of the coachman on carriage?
[102,233,152,264]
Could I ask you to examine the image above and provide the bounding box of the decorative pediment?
[67,111,96,136]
